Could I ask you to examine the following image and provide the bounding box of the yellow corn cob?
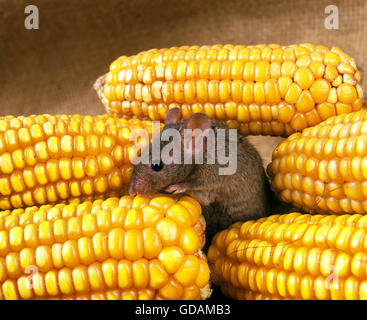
[0,114,162,210]
[268,109,367,214]
[95,44,363,136]
[208,211,367,300]
[0,194,210,300]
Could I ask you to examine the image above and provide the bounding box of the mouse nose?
[129,184,137,196]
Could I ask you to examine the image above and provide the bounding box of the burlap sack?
[1,0,365,166]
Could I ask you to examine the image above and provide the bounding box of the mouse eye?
[151,161,164,172]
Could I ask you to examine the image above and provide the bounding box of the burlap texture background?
[1,0,366,165]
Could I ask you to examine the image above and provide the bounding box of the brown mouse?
[129,108,272,244]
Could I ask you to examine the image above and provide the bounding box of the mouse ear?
[165,108,181,125]
[183,113,212,154]
[185,113,211,131]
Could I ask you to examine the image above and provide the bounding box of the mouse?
[129,108,273,245]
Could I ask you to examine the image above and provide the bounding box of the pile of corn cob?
[1,43,367,300]
[0,114,210,300]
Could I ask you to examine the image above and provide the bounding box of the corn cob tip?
[94,73,107,101]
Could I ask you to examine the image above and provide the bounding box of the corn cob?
[268,109,367,214]
[95,44,363,136]
[208,211,367,300]
[0,114,162,210]
[0,194,210,300]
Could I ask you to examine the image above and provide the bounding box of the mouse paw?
[165,183,188,194]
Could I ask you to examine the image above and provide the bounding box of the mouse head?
[129,108,212,195]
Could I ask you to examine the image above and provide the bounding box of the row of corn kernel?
[106,101,362,136]
[0,257,208,300]
[268,185,366,211]
[104,79,361,107]
[0,226,201,270]
[0,114,148,135]
[112,44,355,70]
[275,188,367,214]
[0,195,203,243]
[0,153,132,183]
[217,269,367,300]
[0,122,149,156]
[0,166,132,209]
[108,57,359,86]
[211,237,367,279]
[271,154,367,180]
[0,195,203,228]
[0,243,205,282]
[273,137,367,162]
